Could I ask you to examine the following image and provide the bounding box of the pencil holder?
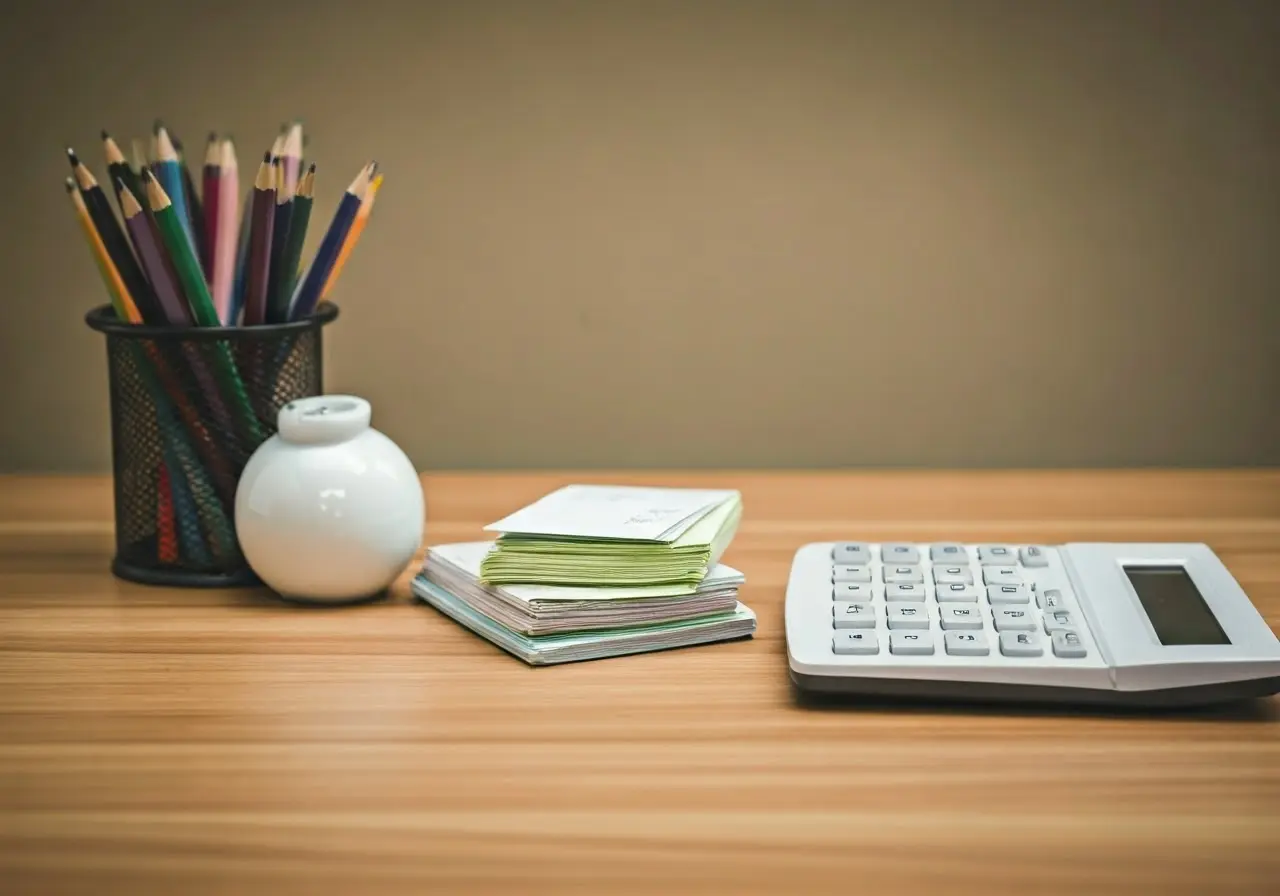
[85,301,340,587]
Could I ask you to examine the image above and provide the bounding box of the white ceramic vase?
[234,395,424,604]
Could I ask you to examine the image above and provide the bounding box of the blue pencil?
[154,125,199,258]
[288,162,373,320]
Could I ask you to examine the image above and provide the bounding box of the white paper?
[482,485,738,542]
[427,542,744,604]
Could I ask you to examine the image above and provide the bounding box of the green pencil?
[269,162,315,322]
[142,168,264,443]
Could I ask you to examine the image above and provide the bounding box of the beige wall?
[2,0,1277,471]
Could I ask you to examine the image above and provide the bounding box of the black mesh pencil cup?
[86,301,339,587]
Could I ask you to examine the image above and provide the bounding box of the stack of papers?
[479,485,744,586]
[412,485,756,665]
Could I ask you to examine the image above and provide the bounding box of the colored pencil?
[118,180,193,327]
[265,158,295,322]
[200,133,220,280]
[143,169,264,442]
[288,162,373,320]
[242,153,278,325]
[212,138,239,324]
[153,125,198,255]
[280,121,303,199]
[172,132,206,268]
[66,178,138,322]
[101,131,144,221]
[65,178,222,562]
[272,163,315,321]
[322,172,382,301]
[68,148,161,324]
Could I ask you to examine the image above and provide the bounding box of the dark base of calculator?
[789,670,1280,709]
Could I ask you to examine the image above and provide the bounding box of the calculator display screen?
[1123,565,1231,645]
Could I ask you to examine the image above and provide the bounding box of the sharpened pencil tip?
[207,131,217,142]
[140,166,153,182]
[262,151,271,163]
[64,177,75,192]
[308,162,316,173]
[66,147,79,166]
[100,129,110,141]
[153,119,164,134]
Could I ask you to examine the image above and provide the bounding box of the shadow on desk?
[788,680,1280,723]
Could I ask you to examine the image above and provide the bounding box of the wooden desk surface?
[2,470,1279,895]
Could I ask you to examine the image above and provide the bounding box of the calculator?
[784,541,1280,707]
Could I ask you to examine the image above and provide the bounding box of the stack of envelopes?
[412,485,756,664]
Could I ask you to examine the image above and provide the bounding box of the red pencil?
[201,132,220,282]
[242,152,277,325]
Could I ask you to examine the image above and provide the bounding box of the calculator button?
[1019,545,1050,568]
[982,566,1024,587]
[1036,588,1070,611]
[832,565,872,584]
[832,543,872,566]
[885,583,926,602]
[934,583,980,602]
[1051,630,1088,658]
[993,608,1037,631]
[945,631,990,656]
[932,565,974,586]
[986,584,1031,605]
[1042,609,1078,633]
[886,605,930,629]
[833,602,877,629]
[883,565,924,584]
[881,544,920,564]
[978,545,1016,565]
[999,630,1045,657]
[929,543,968,562]
[889,632,935,655]
[834,631,879,655]
[939,605,984,630]
[833,583,876,601]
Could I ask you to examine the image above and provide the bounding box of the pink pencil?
[212,138,239,324]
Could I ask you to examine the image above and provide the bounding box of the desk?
[2,470,1278,895]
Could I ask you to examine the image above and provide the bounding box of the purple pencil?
[118,178,193,326]
[241,152,277,325]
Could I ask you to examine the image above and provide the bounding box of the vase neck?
[277,395,372,445]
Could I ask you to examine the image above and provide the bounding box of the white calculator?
[784,541,1280,707]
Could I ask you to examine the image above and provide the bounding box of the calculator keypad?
[826,542,1092,662]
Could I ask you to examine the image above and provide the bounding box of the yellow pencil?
[66,178,141,322]
[321,173,382,299]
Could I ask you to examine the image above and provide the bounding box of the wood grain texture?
[1,470,1279,895]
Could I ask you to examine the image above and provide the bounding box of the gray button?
[1019,545,1050,568]
[1052,629,1088,658]
[832,543,872,566]
[886,605,930,629]
[1042,609,1077,633]
[982,566,1024,587]
[987,584,1031,605]
[889,631,935,655]
[945,630,990,656]
[978,545,1016,565]
[883,565,924,584]
[834,631,879,655]
[833,602,876,629]
[832,565,872,584]
[1000,630,1044,657]
[932,565,974,586]
[993,608,1037,631]
[935,583,980,603]
[885,582,926,602]
[930,543,968,562]
[940,605,984,630]
[833,582,876,601]
[881,543,920,564]
[1036,588,1070,611]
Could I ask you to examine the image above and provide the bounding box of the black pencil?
[67,147,162,325]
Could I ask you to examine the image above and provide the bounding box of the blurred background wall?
[1,0,1276,471]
